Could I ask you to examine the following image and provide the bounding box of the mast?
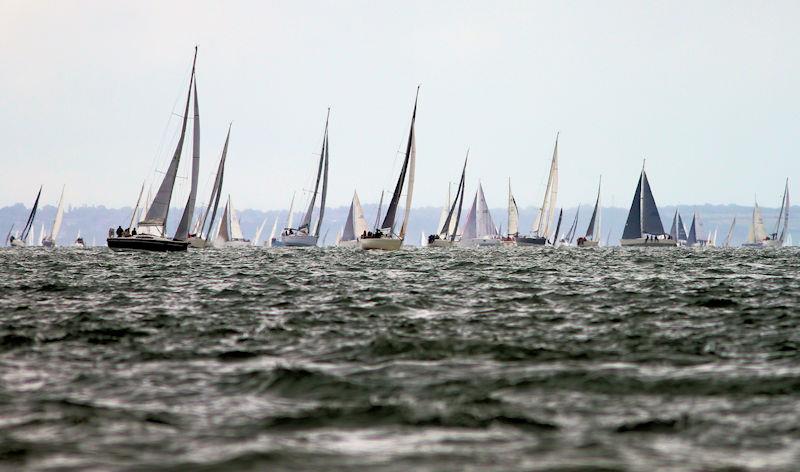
[300,108,330,233]
[129,182,145,230]
[381,86,419,234]
[201,124,232,240]
[175,69,201,240]
[140,47,197,236]
[440,152,468,237]
[21,186,42,241]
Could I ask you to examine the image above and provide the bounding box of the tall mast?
[201,124,232,240]
[175,65,202,240]
[314,113,330,238]
[300,108,330,233]
[381,86,419,233]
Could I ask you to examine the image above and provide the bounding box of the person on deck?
[116,226,124,237]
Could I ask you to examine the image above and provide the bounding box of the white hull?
[620,238,677,247]
[742,239,782,248]
[188,236,208,248]
[215,239,251,248]
[281,233,318,247]
[336,239,360,248]
[10,239,27,248]
[360,237,403,251]
[75,242,85,249]
[460,237,502,247]
[428,239,456,248]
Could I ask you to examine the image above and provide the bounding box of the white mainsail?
[507,179,519,236]
[749,202,768,243]
[724,217,736,247]
[399,106,416,239]
[230,198,244,240]
[217,198,231,242]
[532,133,559,238]
[253,217,267,246]
[341,191,369,242]
[267,217,279,247]
[174,76,201,240]
[49,186,65,242]
[285,192,296,230]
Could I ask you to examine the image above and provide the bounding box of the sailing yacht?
[686,212,708,247]
[265,217,281,247]
[743,180,789,248]
[459,183,502,247]
[517,134,559,246]
[10,186,42,248]
[723,217,737,247]
[42,186,65,248]
[559,206,580,246]
[190,125,232,249]
[360,87,419,251]
[577,177,602,247]
[501,178,519,246]
[620,165,676,247]
[281,110,330,247]
[108,48,200,252]
[213,196,250,247]
[337,191,369,248]
[668,210,689,246]
[74,231,85,248]
[427,154,467,247]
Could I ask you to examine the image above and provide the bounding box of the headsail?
[724,217,736,247]
[217,197,231,242]
[200,124,232,240]
[300,109,330,236]
[49,186,65,242]
[230,198,244,240]
[475,183,497,238]
[507,178,519,236]
[440,153,468,238]
[141,47,197,235]
[20,186,42,242]
[687,213,698,245]
[532,133,559,238]
[585,177,601,240]
[622,167,665,239]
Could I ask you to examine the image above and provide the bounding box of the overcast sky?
[2,1,799,212]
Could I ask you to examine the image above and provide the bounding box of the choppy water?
[1,247,799,471]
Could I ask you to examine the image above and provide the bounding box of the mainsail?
[552,209,564,246]
[461,183,497,240]
[440,153,468,239]
[380,86,419,238]
[174,76,201,240]
[200,125,232,240]
[687,213,699,245]
[20,186,42,242]
[747,202,768,243]
[230,198,244,240]
[724,217,736,247]
[217,198,231,242]
[48,186,65,242]
[622,167,666,239]
[342,191,369,242]
[585,177,602,240]
[532,134,559,238]
[141,48,197,235]
[507,178,519,236]
[565,206,580,244]
[299,109,330,237]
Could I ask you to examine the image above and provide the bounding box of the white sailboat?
[578,177,602,247]
[252,217,268,246]
[74,230,85,248]
[214,195,250,248]
[620,164,676,247]
[459,183,502,247]
[501,178,519,246]
[517,134,559,246]
[686,212,708,247]
[10,186,42,248]
[723,217,736,248]
[42,186,65,248]
[743,180,789,248]
[265,217,280,247]
[337,191,369,248]
[361,87,419,251]
[108,48,200,252]
[427,153,467,248]
[281,110,330,247]
[189,124,232,249]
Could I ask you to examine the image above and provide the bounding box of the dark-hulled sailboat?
[620,165,676,247]
[360,87,419,251]
[107,48,199,252]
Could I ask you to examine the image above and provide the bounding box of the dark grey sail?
[440,153,468,238]
[687,214,698,245]
[314,128,329,238]
[200,124,231,240]
[300,109,330,234]
[585,180,601,240]
[669,210,679,240]
[621,174,643,240]
[380,87,419,232]
[552,209,563,246]
[677,214,688,240]
[20,186,42,242]
[622,168,665,239]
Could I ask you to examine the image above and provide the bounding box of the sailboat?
[108,48,200,252]
[42,186,65,248]
[560,206,580,246]
[501,178,519,246]
[74,230,85,248]
[214,196,250,247]
[743,180,789,248]
[578,177,601,247]
[723,217,736,248]
[459,183,502,247]
[337,191,369,248]
[281,110,330,247]
[360,87,419,251]
[518,134,559,246]
[10,186,42,248]
[190,124,232,249]
[427,154,467,247]
[4,225,15,247]
[686,212,708,247]
[266,217,280,247]
[668,209,689,246]
[620,165,676,247]
[252,216,268,246]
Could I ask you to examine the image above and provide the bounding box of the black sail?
[381,87,419,232]
[640,171,665,235]
[20,186,42,241]
[440,153,468,237]
[622,173,643,240]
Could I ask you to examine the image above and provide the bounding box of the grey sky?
[2,1,798,212]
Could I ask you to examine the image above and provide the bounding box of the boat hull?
[620,238,677,247]
[742,240,782,248]
[516,236,548,246]
[577,239,599,248]
[42,239,56,248]
[428,239,455,248]
[460,237,502,247]
[10,239,27,248]
[336,239,360,248]
[281,234,318,247]
[107,236,189,252]
[360,237,403,251]
[188,236,208,248]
